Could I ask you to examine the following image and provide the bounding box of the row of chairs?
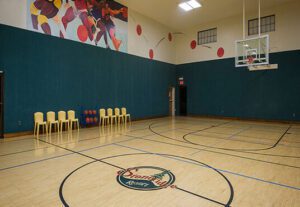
[34,107,131,136]
[34,110,79,136]
[99,107,131,126]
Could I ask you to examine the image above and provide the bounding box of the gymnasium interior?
[0,0,299,206]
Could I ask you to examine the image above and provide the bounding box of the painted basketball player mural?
[27,0,128,52]
[30,0,63,35]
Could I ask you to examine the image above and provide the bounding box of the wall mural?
[27,0,128,52]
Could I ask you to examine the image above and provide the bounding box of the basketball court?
[0,117,299,206]
[0,0,299,206]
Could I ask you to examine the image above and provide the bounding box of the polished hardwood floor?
[0,117,299,207]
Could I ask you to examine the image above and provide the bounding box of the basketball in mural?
[77,25,88,42]
[190,40,197,49]
[217,47,225,57]
[136,24,142,36]
[122,7,128,18]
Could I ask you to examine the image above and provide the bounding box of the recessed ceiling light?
[187,0,202,9]
[179,2,193,11]
[179,0,201,11]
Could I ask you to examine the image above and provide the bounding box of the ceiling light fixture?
[187,0,201,8]
[179,0,202,11]
[179,2,193,11]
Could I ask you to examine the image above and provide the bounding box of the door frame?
[169,87,175,116]
[0,71,4,138]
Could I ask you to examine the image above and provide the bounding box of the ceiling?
[116,0,296,31]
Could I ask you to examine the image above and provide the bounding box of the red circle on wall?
[190,40,197,49]
[217,47,225,57]
[77,25,88,42]
[168,33,172,41]
[149,49,154,59]
[136,25,142,36]
[122,7,128,18]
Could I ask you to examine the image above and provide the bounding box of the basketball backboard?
[235,35,269,67]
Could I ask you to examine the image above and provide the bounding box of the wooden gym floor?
[0,117,299,207]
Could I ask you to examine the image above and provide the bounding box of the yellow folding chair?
[114,108,123,124]
[68,110,79,131]
[46,111,59,134]
[58,111,69,132]
[107,108,116,125]
[121,107,131,124]
[34,112,47,137]
[99,109,109,126]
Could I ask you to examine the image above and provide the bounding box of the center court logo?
[116,166,176,191]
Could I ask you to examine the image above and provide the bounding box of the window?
[198,28,217,45]
[248,15,275,36]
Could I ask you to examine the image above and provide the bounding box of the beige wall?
[128,9,175,64]
[0,0,27,28]
[1,1,299,65]
[175,1,300,64]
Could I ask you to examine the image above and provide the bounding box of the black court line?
[176,187,229,206]
[0,125,150,157]
[113,143,300,191]
[173,128,300,158]
[148,124,300,149]
[176,117,290,132]
[173,121,292,133]
[0,137,136,171]
[0,126,187,171]
[122,133,300,169]
[36,137,125,170]
[148,122,300,158]
[148,121,231,144]
[187,129,300,145]
[59,152,233,207]
[0,123,172,157]
[183,125,292,152]
[189,130,300,149]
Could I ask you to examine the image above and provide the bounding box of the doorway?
[168,87,175,116]
[0,72,3,138]
[179,85,187,116]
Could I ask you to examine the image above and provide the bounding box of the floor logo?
[117,166,176,191]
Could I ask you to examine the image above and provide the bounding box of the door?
[179,85,187,116]
[0,72,3,138]
[168,87,175,116]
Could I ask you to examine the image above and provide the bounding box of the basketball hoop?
[246,56,254,65]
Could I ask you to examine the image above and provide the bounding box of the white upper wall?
[0,0,27,28]
[128,9,175,64]
[175,1,300,64]
[1,1,299,65]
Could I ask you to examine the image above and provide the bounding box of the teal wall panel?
[0,24,175,133]
[176,50,300,121]
[1,23,299,133]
